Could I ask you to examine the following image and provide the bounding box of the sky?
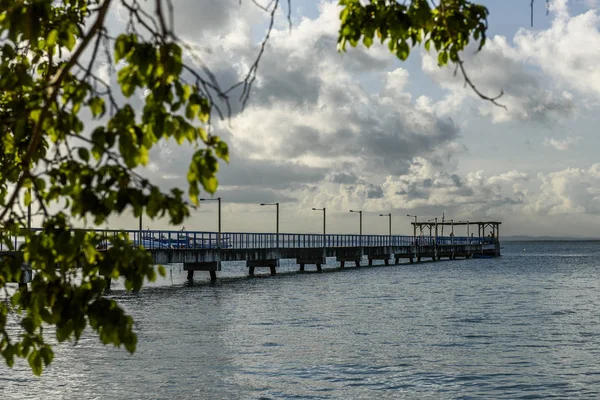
[101,0,600,238]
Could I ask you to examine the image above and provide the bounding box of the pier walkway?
[5,221,501,285]
[103,222,501,281]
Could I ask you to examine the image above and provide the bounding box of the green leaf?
[215,141,229,163]
[24,189,32,207]
[437,51,448,66]
[28,350,42,376]
[89,97,105,118]
[201,176,218,194]
[46,29,58,47]
[78,147,90,162]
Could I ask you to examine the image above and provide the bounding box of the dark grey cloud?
[218,157,327,189]
[215,187,296,204]
[331,172,358,184]
[366,185,384,199]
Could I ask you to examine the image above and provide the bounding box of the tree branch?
[0,0,113,222]
[456,57,506,109]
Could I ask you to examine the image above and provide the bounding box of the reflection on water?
[3,241,600,398]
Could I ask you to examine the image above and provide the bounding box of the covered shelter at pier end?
[409,220,502,260]
[410,221,502,239]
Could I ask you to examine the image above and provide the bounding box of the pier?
[5,221,501,286]
[103,220,501,282]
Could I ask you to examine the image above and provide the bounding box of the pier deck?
[5,222,501,285]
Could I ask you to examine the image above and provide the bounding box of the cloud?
[514,1,600,100]
[331,172,359,185]
[543,135,581,150]
[422,0,600,124]
[91,1,600,237]
[422,35,575,123]
[530,164,600,215]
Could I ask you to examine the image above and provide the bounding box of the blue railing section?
[0,228,497,251]
[93,230,497,250]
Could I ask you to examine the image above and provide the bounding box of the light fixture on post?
[379,213,392,245]
[349,209,362,246]
[260,202,279,248]
[428,217,438,260]
[407,214,418,256]
[312,207,326,246]
[199,197,222,248]
[449,219,454,259]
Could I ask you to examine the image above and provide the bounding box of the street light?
[199,197,222,248]
[449,219,454,259]
[312,207,326,246]
[428,217,438,260]
[261,202,279,248]
[349,209,362,246]
[407,214,418,255]
[379,213,392,236]
[379,213,392,245]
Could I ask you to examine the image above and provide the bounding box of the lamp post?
[407,214,417,257]
[428,217,438,260]
[200,197,222,248]
[349,209,362,246]
[379,213,392,245]
[312,207,326,246]
[449,219,454,259]
[261,202,279,248]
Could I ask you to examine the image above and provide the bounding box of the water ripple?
[3,241,600,398]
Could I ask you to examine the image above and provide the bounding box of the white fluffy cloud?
[531,164,600,215]
[101,1,600,236]
[543,135,581,150]
[420,0,600,123]
[422,35,576,123]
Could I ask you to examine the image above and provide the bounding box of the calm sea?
[3,241,600,399]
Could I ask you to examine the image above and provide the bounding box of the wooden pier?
[7,221,501,285]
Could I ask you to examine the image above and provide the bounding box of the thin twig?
[456,57,506,109]
[240,0,279,109]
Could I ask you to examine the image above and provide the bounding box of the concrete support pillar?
[247,259,278,276]
[299,264,305,272]
[340,261,345,268]
[355,260,360,268]
[209,271,217,282]
[187,270,194,281]
[316,264,322,272]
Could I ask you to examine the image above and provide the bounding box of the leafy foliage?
[337,0,504,106]
[0,0,279,375]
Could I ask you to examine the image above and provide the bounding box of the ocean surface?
[3,241,600,399]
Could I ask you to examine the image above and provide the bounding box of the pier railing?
[97,230,496,250]
[0,228,498,252]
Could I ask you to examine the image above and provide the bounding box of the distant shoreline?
[503,236,600,242]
